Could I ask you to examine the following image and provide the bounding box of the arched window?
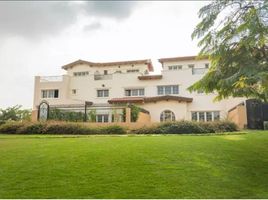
[160,110,175,122]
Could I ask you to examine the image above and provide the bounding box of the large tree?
[188,0,268,102]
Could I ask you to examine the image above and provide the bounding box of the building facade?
[33,56,246,123]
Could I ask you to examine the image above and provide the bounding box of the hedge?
[0,122,126,135]
[131,120,238,134]
[0,120,238,135]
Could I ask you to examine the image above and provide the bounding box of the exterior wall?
[33,57,248,124]
[228,104,247,129]
[140,101,188,122]
[137,112,151,123]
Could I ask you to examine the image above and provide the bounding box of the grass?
[0,131,268,198]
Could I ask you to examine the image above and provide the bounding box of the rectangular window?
[96,114,109,123]
[168,65,182,70]
[191,112,198,121]
[191,111,220,122]
[73,71,89,77]
[97,89,109,97]
[205,63,209,68]
[192,68,207,75]
[127,69,139,73]
[125,88,145,96]
[72,89,77,95]
[188,64,194,68]
[41,89,59,98]
[213,111,220,121]
[157,85,179,95]
[199,112,205,121]
[206,112,212,121]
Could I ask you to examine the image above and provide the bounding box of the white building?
[33,56,246,123]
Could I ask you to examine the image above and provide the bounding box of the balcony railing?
[40,76,63,82]
[94,74,113,80]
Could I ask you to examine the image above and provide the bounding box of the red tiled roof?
[108,95,193,104]
[158,55,208,64]
[62,59,154,71]
[108,97,144,104]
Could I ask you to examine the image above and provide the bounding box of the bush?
[17,123,46,134]
[264,121,268,130]
[132,120,238,134]
[0,122,26,134]
[100,125,126,135]
[44,123,89,134]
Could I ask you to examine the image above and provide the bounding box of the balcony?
[94,74,113,80]
[40,76,63,82]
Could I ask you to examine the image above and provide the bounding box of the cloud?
[83,22,102,32]
[0,1,138,39]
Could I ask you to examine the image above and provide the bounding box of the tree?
[188,0,268,102]
[0,105,31,122]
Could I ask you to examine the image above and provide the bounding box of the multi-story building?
[32,56,246,125]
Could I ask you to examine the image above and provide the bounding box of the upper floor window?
[191,111,220,122]
[104,70,108,75]
[41,89,59,98]
[205,63,209,68]
[168,65,182,70]
[157,85,179,95]
[97,89,109,97]
[72,89,77,95]
[125,88,145,96]
[127,69,139,73]
[192,68,207,75]
[73,71,89,77]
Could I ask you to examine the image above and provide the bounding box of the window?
[96,114,109,123]
[188,64,195,68]
[191,112,198,121]
[97,89,109,97]
[168,65,182,70]
[199,112,205,121]
[73,71,89,77]
[206,112,212,121]
[160,110,175,122]
[205,63,209,68]
[192,68,207,75]
[104,70,108,75]
[127,69,139,73]
[125,88,144,96]
[191,111,220,122]
[41,89,59,98]
[72,89,77,95]
[197,89,205,94]
[157,85,179,95]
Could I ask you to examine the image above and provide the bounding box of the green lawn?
[0,132,268,199]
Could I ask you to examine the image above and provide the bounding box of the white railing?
[40,76,63,82]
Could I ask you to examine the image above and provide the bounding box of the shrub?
[44,123,88,134]
[17,123,46,134]
[100,125,126,135]
[264,121,268,130]
[132,120,238,134]
[0,122,26,134]
[0,120,5,126]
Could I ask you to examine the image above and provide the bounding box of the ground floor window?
[191,111,220,122]
[160,110,175,122]
[96,114,109,123]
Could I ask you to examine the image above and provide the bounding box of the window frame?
[41,89,59,99]
[97,89,109,98]
[157,85,179,95]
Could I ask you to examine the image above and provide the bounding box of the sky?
[0,1,209,109]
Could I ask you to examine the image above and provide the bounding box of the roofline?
[62,59,154,72]
[158,55,209,64]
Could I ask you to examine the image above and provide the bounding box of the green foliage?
[49,109,85,122]
[0,105,31,122]
[189,1,268,102]
[0,122,126,135]
[132,120,238,134]
[130,105,141,122]
[88,109,96,122]
[263,121,268,130]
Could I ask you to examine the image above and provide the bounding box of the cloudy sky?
[0,1,209,109]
